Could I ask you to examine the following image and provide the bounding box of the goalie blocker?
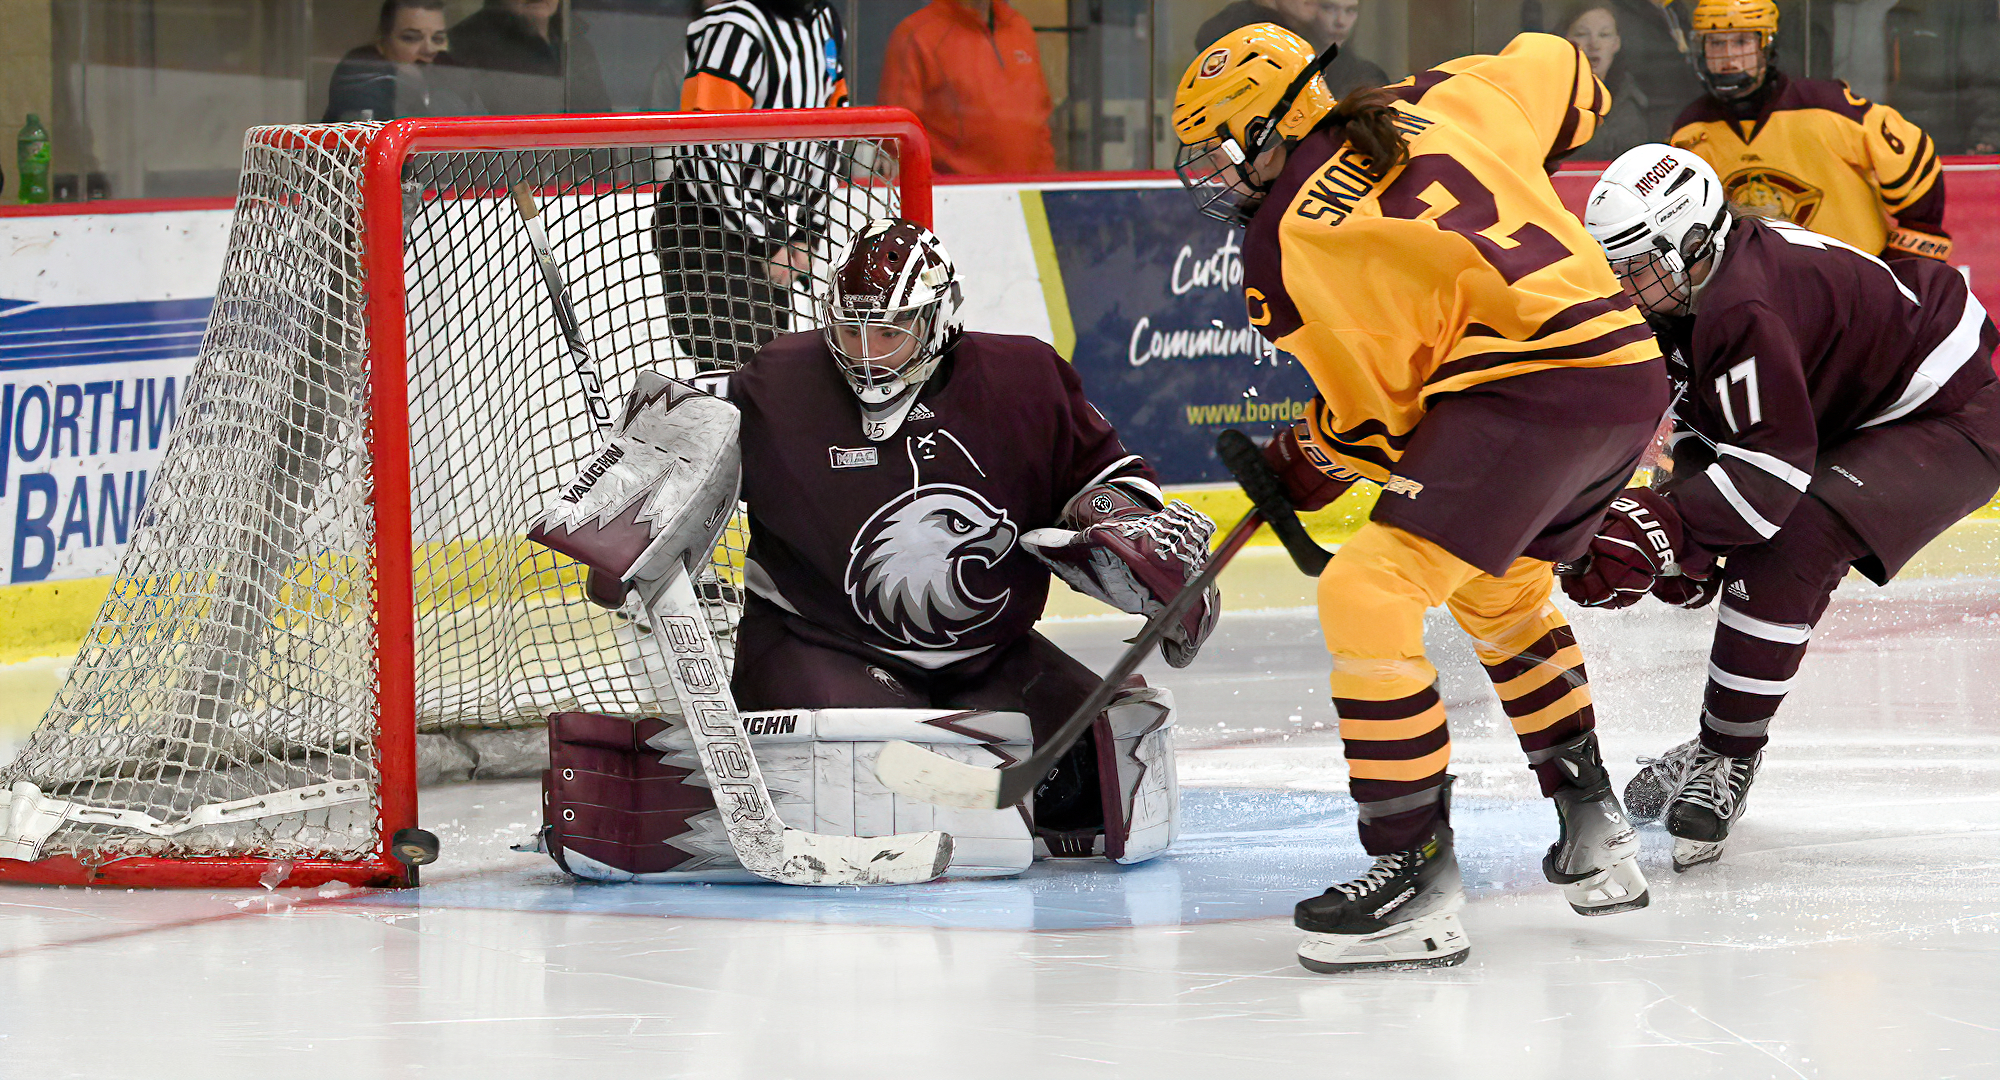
[536,689,1179,882]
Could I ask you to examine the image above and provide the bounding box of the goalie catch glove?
[1023,483,1219,668]
[1559,488,1711,609]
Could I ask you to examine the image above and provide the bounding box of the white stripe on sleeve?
[1703,462,1782,539]
[1717,444,1812,491]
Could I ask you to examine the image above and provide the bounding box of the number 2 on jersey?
[1376,156,1570,284]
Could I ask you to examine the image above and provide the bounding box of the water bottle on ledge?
[17,114,51,205]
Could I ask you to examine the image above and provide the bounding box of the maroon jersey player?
[1571,145,2000,871]
[713,219,1219,861]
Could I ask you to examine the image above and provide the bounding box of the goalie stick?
[628,567,953,885]
[515,192,950,886]
[874,507,1264,811]
[512,184,614,432]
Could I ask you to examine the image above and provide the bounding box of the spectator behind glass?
[1309,0,1390,96]
[1194,1,1386,97]
[1571,0,1700,146]
[1563,4,1649,159]
[1195,1,1318,50]
[1884,0,2000,155]
[878,1,1055,175]
[324,0,473,121]
[450,0,611,115]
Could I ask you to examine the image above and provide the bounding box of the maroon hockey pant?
[1702,382,2000,756]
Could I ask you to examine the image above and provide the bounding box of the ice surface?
[0,577,1995,1078]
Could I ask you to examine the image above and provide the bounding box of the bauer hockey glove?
[1650,566,1721,609]
[1264,424,1357,512]
[1023,485,1219,668]
[1559,488,1686,610]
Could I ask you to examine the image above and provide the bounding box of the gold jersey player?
[1171,26,1669,972]
[1670,0,1951,263]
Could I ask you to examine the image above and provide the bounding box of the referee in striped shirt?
[655,0,849,370]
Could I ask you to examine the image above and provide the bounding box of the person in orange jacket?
[878,0,1057,175]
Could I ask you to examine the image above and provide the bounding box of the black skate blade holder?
[1215,428,1333,576]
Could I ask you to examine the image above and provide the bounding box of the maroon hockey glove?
[1648,540,1719,608]
[1265,425,1355,512]
[1023,484,1218,667]
[1559,488,1685,609]
[1650,569,1721,609]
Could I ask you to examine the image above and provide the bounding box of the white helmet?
[1584,144,1732,321]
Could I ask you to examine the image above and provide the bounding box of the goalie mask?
[823,219,963,441]
[1585,144,1731,324]
[1170,24,1338,227]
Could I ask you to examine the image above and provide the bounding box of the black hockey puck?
[391,828,441,867]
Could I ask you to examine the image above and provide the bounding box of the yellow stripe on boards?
[1019,190,1077,361]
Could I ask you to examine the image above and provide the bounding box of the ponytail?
[1331,86,1409,181]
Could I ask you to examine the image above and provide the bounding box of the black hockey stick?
[874,509,1264,810]
[1215,427,1333,576]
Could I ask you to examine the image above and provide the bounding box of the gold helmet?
[1170,24,1337,226]
[1689,0,1779,99]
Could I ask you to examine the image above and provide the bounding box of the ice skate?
[1539,732,1649,916]
[1295,782,1469,972]
[1623,738,1702,822]
[1667,746,1762,872]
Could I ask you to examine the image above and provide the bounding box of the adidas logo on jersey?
[1728,580,1750,601]
[908,403,936,422]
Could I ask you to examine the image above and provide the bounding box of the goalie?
[536,219,1218,882]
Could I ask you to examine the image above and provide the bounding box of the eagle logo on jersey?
[845,485,1018,649]
[1721,167,1824,228]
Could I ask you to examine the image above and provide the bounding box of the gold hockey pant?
[1323,523,1596,854]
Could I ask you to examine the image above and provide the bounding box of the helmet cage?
[1693,29,1775,100]
[823,294,941,403]
[1175,134,1263,226]
[1609,216,1723,320]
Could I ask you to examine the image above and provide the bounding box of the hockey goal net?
[0,110,931,887]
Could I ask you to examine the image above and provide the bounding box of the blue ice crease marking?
[353,790,1571,931]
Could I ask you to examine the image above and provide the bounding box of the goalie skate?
[1539,733,1649,916]
[1294,781,1469,973]
[1669,747,1762,872]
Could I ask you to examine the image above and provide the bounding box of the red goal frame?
[0,108,933,890]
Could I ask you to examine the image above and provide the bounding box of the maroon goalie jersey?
[719,331,1154,668]
[1659,216,1998,551]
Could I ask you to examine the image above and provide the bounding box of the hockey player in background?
[1670,0,1952,263]
[1571,145,2000,870]
[550,219,1219,875]
[1171,26,1668,971]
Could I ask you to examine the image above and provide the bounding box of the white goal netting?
[0,119,909,867]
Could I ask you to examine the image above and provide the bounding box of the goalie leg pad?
[542,711,751,881]
[1098,681,1180,865]
[543,709,1037,882]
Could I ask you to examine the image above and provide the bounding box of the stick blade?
[873,739,1007,810]
[776,827,953,886]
